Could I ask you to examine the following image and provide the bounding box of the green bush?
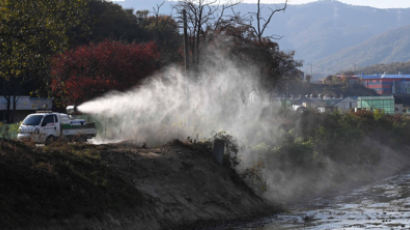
[0,123,19,140]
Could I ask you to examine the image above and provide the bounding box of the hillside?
[115,0,410,75]
[346,61,410,75]
[250,0,410,68]
[0,140,275,230]
[317,25,410,74]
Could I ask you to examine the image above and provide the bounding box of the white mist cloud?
[77,42,407,204]
[78,49,282,150]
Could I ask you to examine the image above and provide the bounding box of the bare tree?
[177,0,215,67]
[213,0,241,31]
[176,0,241,69]
[236,0,287,43]
[153,1,165,26]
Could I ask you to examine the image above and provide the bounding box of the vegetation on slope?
[346,61,410,75]
[243,110,410,201]
[317,25,410,74]
[0,123,19,139]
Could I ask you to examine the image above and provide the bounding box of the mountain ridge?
[317,25,410,74]
[114,0,410,76]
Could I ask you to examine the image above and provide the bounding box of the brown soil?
[0,139,277,230]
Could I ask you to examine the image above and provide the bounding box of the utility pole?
[183,9,189,72]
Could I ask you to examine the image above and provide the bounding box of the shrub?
[0,123,19,140]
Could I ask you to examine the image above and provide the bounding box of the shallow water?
[226,170,410,230]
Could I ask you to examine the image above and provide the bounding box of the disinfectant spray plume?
[78,56,282,147]
[77,52,293,200]
[79,50,395,204]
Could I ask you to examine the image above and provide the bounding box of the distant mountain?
[114,0,410,76]
[318,25,410,74]
[344,61,410,75]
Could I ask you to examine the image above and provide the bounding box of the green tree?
[138,13,182,65]
[0,0,87,122]
[79,1,150,46]
[75,1,181,65]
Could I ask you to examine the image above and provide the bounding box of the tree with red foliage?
[51,40,160,105]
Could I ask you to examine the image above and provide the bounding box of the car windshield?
[22,115,44,126]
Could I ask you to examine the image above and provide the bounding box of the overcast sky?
[111,0,410,9]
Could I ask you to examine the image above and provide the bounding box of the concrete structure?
[357,96,395,114]
[360,74,410,95]
[0,96,52,122]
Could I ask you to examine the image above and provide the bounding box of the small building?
[357,96,395,114]
[0,96,53,122]
[333,97,357,112]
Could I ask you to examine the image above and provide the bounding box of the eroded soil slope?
[0,140,275,230]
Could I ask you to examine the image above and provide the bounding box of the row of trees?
[1,0,301,122]
[0,0,88,122]
[51,41,160,105]
[0,0,180,122]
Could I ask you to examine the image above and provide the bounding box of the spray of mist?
[78,48,291,197]
[78,51,283,150]
[77,45,407,204]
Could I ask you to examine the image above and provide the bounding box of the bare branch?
[214,0,241,30]
[243,0,287,42]
[152,1,165,18]
[260,0,287,38]
[176,0,243,68]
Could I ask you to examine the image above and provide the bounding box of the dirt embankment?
[0,139,276,230]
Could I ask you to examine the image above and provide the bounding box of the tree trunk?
[183,9,190,72]
[195,7,203,67]
[11,95,18,123]
[4,96,11,123]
